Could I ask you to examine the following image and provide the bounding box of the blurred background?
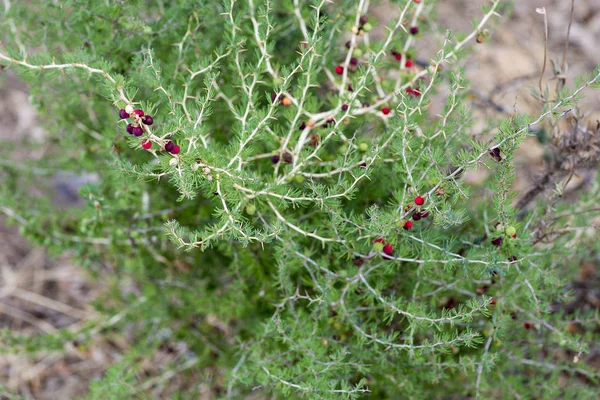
[1,0,600,398]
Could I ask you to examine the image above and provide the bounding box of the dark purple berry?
[410,26,419,35]
[508,256,517,262]
[359,15,368,25]
[299,122,307,130]
[350,57,359,66]
[491,237,504,246]
[362,102,370,108]
[165,141,175,153]
[341,104,349,111]
[271,93,278,103]
[119,109,129,119]
[345,41,351,49]
[420,211,429,218]
[142,115,154,125]
[271,155,280,164]
[412,211,422,221]
[282,152,293,164]
[353,257,365,266]
[126,124,134,135]
[489,147,502,162]
[347,85,353,92]
[132,126,143,137]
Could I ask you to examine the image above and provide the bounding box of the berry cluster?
[119,107,180,155]
[491,224,517,246]
[121,108,153,136]
[403,195,429,229]
[372,196,430,257]
[373,237,394,257]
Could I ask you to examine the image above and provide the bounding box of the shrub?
[1,0,599,398]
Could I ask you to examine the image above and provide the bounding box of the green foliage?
[1,0,599,398]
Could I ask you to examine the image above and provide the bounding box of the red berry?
[142,115,153,125]
[383,243,393,256]
[404,220,413,230]
[395,54,402,61]
[524,321,533,330]
[512,234,517,239]
[410,26,419,35]
[381,107,391,115]
[142,140,152,150]
[374,237,384,243]
[119,109,129,119]
[171,145,181,155]
[165,141,175,153]
[405,60,414,68]
[490,298,497,306]
[414,195,425,206]
[133,109,144,117]
[335,65,344,75]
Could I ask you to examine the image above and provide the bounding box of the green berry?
[373,241,384,253]
[353,48,363,58]
[362,22,373,32]
[294,174,305,184]
[358,142,369,152]
[338,145,349,154]
[245,204,256,215]
[272,76,284,86]
[505,226,516,237]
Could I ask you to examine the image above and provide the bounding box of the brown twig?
[561,0,575,72]
[536,7,549,95]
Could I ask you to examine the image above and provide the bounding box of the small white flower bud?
[125,104,134,114]
[191,163,200,171]
[202,167,211,175]
[169,158,179,167]
[207,175,213,181]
